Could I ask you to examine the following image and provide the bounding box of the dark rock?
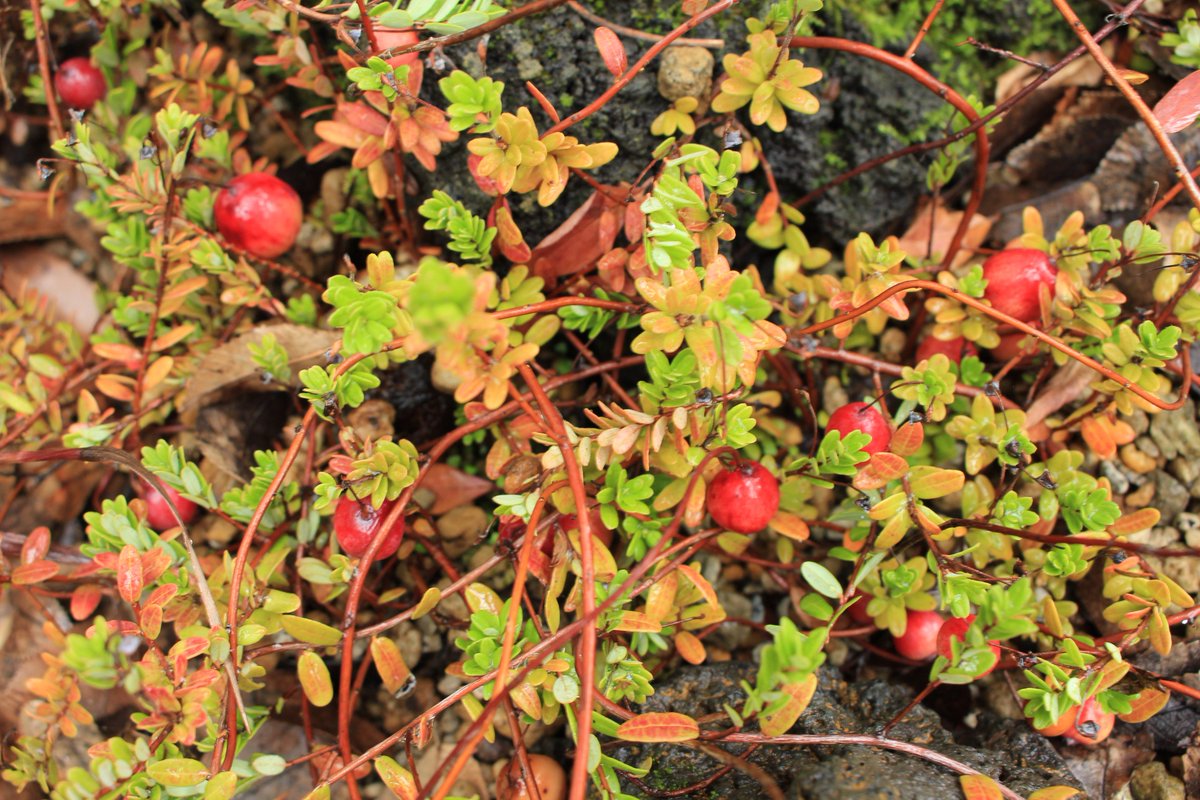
[368,355,457,444]
[609,663,1080,799]
[427,4,944,250]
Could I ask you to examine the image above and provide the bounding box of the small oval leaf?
[616,712,700,742]
[147,758,209,788]
[298,651,333,707]
[593,27,627,78]
[280,615,343,646]
[1154,70,1200,133]
[375,755,418,800]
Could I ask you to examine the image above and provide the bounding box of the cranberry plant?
[4,0,1200,799]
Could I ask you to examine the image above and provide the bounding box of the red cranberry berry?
[705,461,780,533]
[214,172,303,260]
[916,334,975,365]
[981,248,1057,323]
[334,496,405,559]
[55,57,107,109]
[826,401,892,455]
[143,483,198,531]
[893,608,944,661]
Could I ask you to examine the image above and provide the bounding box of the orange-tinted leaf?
[96,374,136,401]
[889,422,924,456]
[12,560,59,585]
[70,584,104,620]
[645,571,678,623]
[852,452,910,491]
[370,637,413,696]
[140,603,163,639]
[616,712,700,742]
[594,27,627,77]
[1109,507,1159,535]
[959,774,1003,800]
[613,611,662,633]
[1113,67,1149,85]
[375,756,417,800]
[143,356,175,391]
[768,512,811,542]
[1154,70,1200,133]
[760,673,817,736]
[411,587,441,620]
[21,526,50,563]
[675,563,719,608]
[298,651,333,707]
[1119,686,1170,723]
[117,544,143,603]
[675,631,706,664]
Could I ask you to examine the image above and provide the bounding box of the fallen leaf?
[896,199,992,268]
[421,463,496,516]
[529,187,627,284]
[1023,359,1095,432]
[182,323,338,410]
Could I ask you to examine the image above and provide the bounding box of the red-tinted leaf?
[21,526,51,563]
[852,452,910,491]
[70,584,104,620]
[1154,70,1200,133]
[594,27,627,78]
[616,712,700,742]
[146,583,179,608]
[12,560,59,585]
[529,189,626,283]
[524,80,561,123]
[117,544,143,604]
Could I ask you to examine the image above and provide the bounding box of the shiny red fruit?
[706,461,780,533]
[214,172,303,259]
[334,496,405,559]
[982,248,1057,323]
[143,483,198,531]
[1063,697,1115,745]
[826,401,892,455]
[55,57,106,109]
[847,590,874,625]
[935,614,1001,675]
[916,334,974,365]
[894,609,944,661]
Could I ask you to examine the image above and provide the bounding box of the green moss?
[830,0,1104,92]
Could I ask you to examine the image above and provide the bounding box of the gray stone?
[711,589,754,651]
[1138,435,1163,460]
[657,46,714,102]
[1168,458,1200,498]
[1154,471,1190,523]
[610,663,1080,799]
[1129,761,1185,800]
[1101,459,1131,495]
[1149,401,1200,460]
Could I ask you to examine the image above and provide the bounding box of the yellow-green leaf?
[147,758,209,787]
[280,615,343,646]
[375,756,418,800]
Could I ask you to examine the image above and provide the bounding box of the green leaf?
[280,615,343,646]
[800,561,842,599]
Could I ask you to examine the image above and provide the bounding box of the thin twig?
[1051,0,1200,210]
